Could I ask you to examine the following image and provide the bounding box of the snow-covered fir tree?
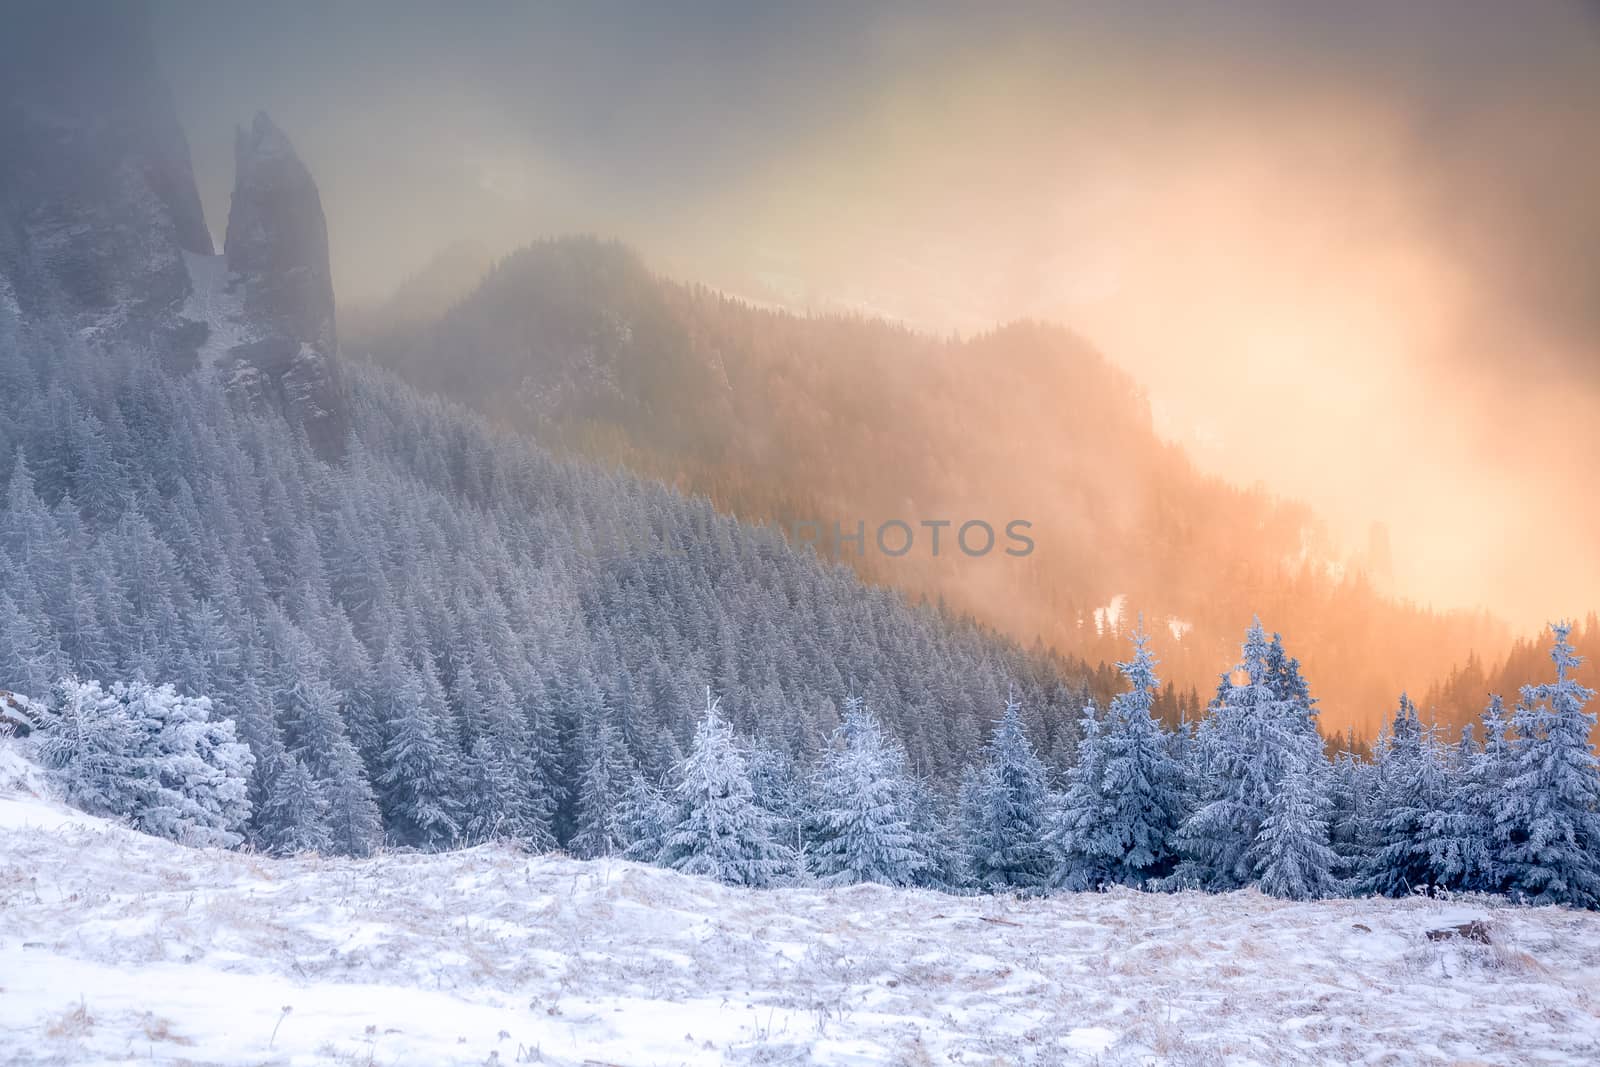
[1053,628,1183,889]
[119,680,254,848]
[1049,698,1113,890]
[1495,623,1600,907]
[319,745,386,858]
[375,678,463,850]
[0,588,57,699]
[29,677,253,847]
[1327,747,1376,883]
[617,770,673,862]
[1364,694,1450,896]
[460,736,528,844]
[960,691,1053,891]
[570,697,632,858]
[1263,632,1317,722]
[807,696,927,887]
[28,676,138,817]
[1174,619,1330,891]
[256,757,333,855]
[1420,698,1509,893]
[1251,766,1343,900]
[657,690,792,887]
[746,739,813,880]
[904,774,964,891]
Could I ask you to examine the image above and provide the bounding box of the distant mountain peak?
[239,112,299,164]
[225,111,335,341]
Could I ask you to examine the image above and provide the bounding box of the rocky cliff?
[219,113,346,454]
[0,1,211,361]
[0,1,346,455]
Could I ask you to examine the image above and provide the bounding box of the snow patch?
[1094,592,1127,636]
[1065,1025,1118,1052]
[0,742,46,794]
[181,249,252,369]
[0,743,102,832]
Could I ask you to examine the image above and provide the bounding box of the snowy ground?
[4,748,1600,1066]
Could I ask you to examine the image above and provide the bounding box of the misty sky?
[154,0,1600,631]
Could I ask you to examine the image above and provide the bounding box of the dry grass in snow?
[3,746,1600,1065]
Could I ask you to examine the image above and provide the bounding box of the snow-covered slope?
[180,251,251,370]
[3,750,1599,1066]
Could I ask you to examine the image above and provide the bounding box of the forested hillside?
[1425,615,1600,731]
[0,304,1099,854]
[355,238,1509,738]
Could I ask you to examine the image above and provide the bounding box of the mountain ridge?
[355,236,1512,738]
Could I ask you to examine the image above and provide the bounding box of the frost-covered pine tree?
[658,690,791,887]
[807,696,926,887]
[30,676,253,847]
[1327,747,1376,883]
[617,770,673,862]
[29,676,139,816]
[960,691,1053,892]
[1049,699,1114,889]
[1364,694,1449,896]
[1251,767,1342,899]
[460,737,525,844]
[119,681,253,848]
[517,684,563,852]
[746,739,812,879]
[1420,699,1508,893]
[1495,623,1600,907]
[570,697,632,859]
[256,757,333,855]
[273,663,381,857]
[1263,632,1317,725]
[1174,619,1329,891]
[1054,629,1183,889]
[319,741,385,858]
[905,773,963,891]
[376,687,463,850]
[0,590,59,699]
